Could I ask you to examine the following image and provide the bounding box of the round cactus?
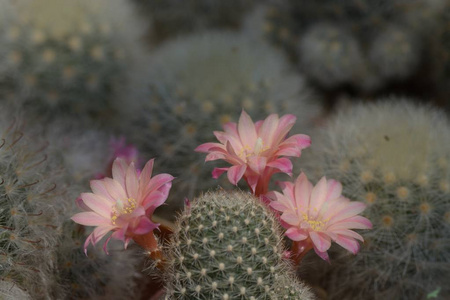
[164,190,292,299]
[270,272,315,300]
[302,100,450,299]
[299,23,365,89]
[130,31,319,220]
[0,106,67,298]
[368,26,420,80]
[0,0,145,126]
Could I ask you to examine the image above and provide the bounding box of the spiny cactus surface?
[0,0,145,126]
[164,190,291,299]
[303,100,450,299]
[0,106,67,298]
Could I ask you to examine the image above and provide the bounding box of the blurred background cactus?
[0,0,146,128]
[132,0,256,44]
[164,190,314,299]
[129,31,320,221]
[301,100,450,299]
[0,106,67,298]
[263,0,448,107]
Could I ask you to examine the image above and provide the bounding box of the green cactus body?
[164,190,291,299]
[0,0,144,126]
[303,100,450,299]
[270,273,315,300]
[0,108,67,298]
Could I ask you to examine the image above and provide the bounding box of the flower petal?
[267,158,293,175]
[125,162,139,200]
[258,113,279,145]
[294,173,313,213]
[212,167,228,179]
[227,164,247,185]
[80,193,112,218]
[132,217,159,235]
[72,212,110,226]
[112,158,128,188]
[285,227,308,241]
[281,212,300,226]
[335,235,361,254]
[309,176,328,217]
[103,178,127,202]
[310,231,332,253]
[90,180,114,202]
[237,110,257,149]
[139,158,154,192]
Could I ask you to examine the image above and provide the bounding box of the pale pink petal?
[142,190,167,211]
[285,227,308,241]
[75,197,91,211]
[80,193,112,218]
[222,122,238,136]
[280,134,311,150]
[245,174,259,193]
[112,158,128,188]
[125,163,139,200]
[267,158,293,175]
[310,231,332,253]
[132,217,159,235]
[72,212,110,226]
[327,216,372,230]
[237,110,257,149]
[111,227,126,242]
[275,146,301,157]
[309,176,328,217]
[313,246,330,262]
[195,142,225,153]
[259,113,279,145]
[227,164,247,185]
[272,114,297,144]
[294,173,313,213]
[247,156,267,174]
[103,178,127,202]
[139,158,154,192]
[212,167,228,179]
[325,179,343,202]
[84,233,94,255]
[102,235,113,255]
[145,174,175,197]
[281,212,301,226]
[92,225,115,244]
[205,152,226,162]
[332,230,364,241]
[90,180,114,202]
[335,235,361,254]
[328,202,367,224]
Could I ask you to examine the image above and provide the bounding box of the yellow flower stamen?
[111,198,137,225]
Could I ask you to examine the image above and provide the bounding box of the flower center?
[238,138,270,160]
[111,198,137,225]
[301,213,327,231]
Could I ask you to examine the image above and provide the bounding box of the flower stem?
[133,232,163,262]
[291,239,313,266]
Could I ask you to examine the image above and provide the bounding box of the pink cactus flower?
[72,158,174,254]
[195,110,310,196]
[268,173,372,262]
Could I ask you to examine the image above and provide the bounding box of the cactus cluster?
[0,107,67,298]
[0,0,145,126]
[131,31,319,220]
[265,0,425,92]
[164,190,314,299]
[302,100,450,299]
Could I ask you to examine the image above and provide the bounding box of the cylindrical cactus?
[270,272,315,300]
[130,31,319,220]
[164,190,304,299]
[302,100,450,299]
[0,0,145,127]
